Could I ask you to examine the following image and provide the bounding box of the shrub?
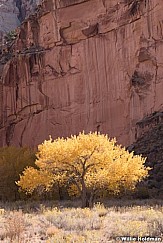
[4,211,26,242]
[102,206,163,241]
[0,147,36,201]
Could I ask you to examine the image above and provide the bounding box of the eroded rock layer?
[0,0,163,147]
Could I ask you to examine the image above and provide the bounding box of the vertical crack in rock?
[146,0,151,39]
[151,40,159,112]
[16,81,19,102]
[19,116,30,147]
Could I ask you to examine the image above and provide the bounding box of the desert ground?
[0,199,162,243]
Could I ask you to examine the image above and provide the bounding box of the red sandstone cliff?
[0,0,163,147]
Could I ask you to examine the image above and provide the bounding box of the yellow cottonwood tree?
[17,132,150,207]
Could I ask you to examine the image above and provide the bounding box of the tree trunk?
[88,192,95,208]
[81,181,89,208]
[81,188,95,208]
[81,188,87,208]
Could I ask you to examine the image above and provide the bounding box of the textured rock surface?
[0,0,19,36]
[0,0,163,148]
[127,112,163,197]
[14,0,40,22]
[0,0,39,36]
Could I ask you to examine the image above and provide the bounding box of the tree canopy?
[17,132,150,207]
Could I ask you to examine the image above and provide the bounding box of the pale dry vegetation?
[0,199,162,243]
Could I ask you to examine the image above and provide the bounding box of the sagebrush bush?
[0,200,163,242]
[4,211,26,242]
[45,207,102,231]
[93,202,108,217]
[102,206,163,241]
[47,230,102,243]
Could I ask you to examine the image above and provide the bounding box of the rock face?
[14,0,40,22]
[0,0,19,36]
[127,112,163,198]
[0,0,163,148]
[0,0,39,37]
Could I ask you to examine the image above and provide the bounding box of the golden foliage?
[17,167,54,194]
[17,132,150,205]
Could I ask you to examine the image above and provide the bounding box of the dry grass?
[0,199,162,242]
[5,211,26,241]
